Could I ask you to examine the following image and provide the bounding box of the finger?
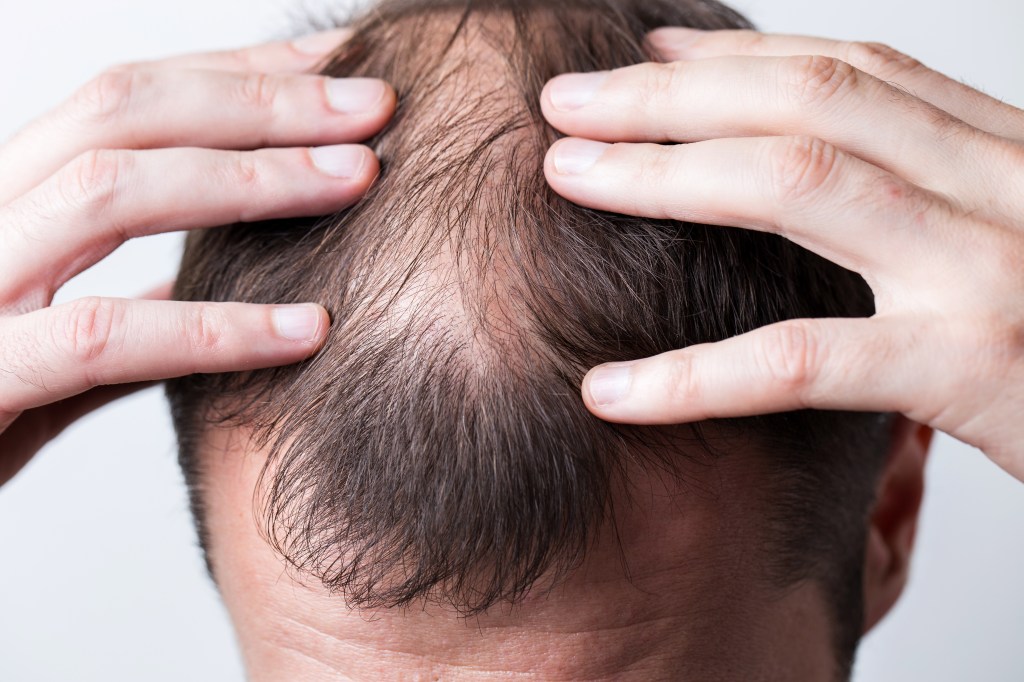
[122,28,354,74]
[0,382,154,485]
[0,70,394,204]
[0,298,330,413]
[581,317,923,424]
[544,135,964,287]
[0,144,379,307]
[541,56,1020,220]
[647,28,1024,141]
[1,278,202,483]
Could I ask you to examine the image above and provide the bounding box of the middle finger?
[0,71,395,205]
[541,56,1020,222]
[544,134,969,298]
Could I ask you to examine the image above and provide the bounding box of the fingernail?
[548,71,609,111]
[552,139,609,175]
[310,144,366,178]
[589,363,634,407]
[292,28,352,55]
[326,78,387,114]
[648,27,704,51]
[273,304,325,342]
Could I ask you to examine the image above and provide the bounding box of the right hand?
[0,29,396,485]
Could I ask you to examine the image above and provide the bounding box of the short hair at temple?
[166,0,891,672]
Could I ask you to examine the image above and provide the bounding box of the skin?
[0,29,1013,486]
[0,29,396,485]
[198,417,929,681]
[539,28,1024,483]
[0,21,994,679]
[176,26,931,680]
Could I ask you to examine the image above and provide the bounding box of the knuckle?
[663,351,701,408]
[636,62,685,115]
[759,321,822,399]
[732,29,767,52]
[782,55,859,109]
[228,151,264,194]
[73,69,140,124]
[769,136,841,205]
[861,172,934,228]
[59,149,130,219]
[626,62,684,132]
[228,47,260,72]
[845,41,924,80]
[237,72,279,112]
[184,303,227,354]
[57,296,122,364]
[628,144,679,218]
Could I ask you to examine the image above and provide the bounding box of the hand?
[541,29,1024,480]
[0,29,396,485]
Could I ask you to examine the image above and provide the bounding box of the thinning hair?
[167,0,889,674]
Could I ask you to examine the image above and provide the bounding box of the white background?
[1,0,1022,680]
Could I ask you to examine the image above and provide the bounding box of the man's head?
[166,0,930,678]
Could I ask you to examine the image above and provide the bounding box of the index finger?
[117,28,354,74]
[648,28,1024,141]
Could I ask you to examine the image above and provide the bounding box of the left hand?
[539,29,1024,480]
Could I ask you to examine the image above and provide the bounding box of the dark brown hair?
[167,0,889,675]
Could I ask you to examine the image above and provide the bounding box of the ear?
[861,416,933,633]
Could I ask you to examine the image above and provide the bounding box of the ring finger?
[544,135,968,299]
[0,144,378,308]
